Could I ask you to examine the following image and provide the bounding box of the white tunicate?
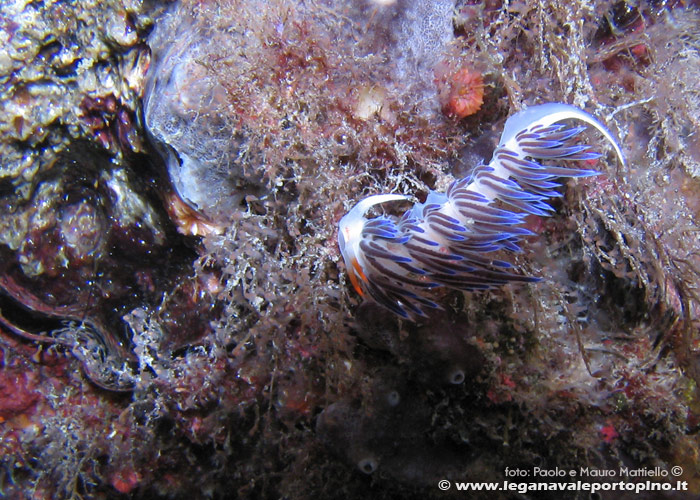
[393,0,456,114]
[144,5,252,220]
[357,456,379,474]
[448,368,465,385]
[386,390,401,407]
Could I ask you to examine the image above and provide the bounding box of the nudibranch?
[338,103,625,320]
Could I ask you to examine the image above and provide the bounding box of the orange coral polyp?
[445,68,484,118]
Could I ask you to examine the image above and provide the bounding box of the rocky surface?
[1,0,699,498]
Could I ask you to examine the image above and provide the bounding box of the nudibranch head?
[500,103,626,167]
[338,194,410,297]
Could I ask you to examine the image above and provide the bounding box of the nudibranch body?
[338,103,625,320]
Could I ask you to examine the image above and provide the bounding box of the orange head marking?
[349,258,367,297]
[338,194,410,299]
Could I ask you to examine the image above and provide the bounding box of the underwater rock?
[143,0,460,223]
[0,142,206,389]
[143,5,254,222]
[0,0,223,391]
[316,370,468,484]
[2,0,700,498]
[0,0,152,180]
